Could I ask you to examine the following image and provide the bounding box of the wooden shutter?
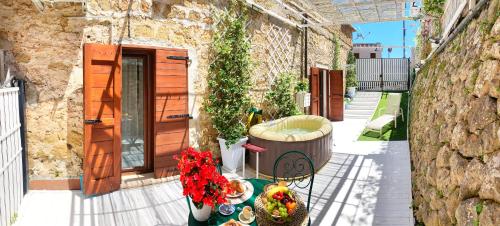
[83,43,122,195]
[328,70,344,121]
[310,67,320,116]
[154,49,189,178]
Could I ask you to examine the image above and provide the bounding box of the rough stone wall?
[0,0,352,179]
[409,1,500,225]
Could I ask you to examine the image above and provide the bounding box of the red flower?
[174,147,230,209]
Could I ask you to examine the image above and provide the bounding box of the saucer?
[238,212,255,224]
[219,204,235,216]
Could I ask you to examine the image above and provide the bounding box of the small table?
[188,178,271,226]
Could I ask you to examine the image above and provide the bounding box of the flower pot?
[190,198,212,221]
[217,137,248,172]
[347,87,356,97]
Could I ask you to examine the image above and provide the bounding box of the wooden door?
[154,49,189,178]
[310,67,320,116]
[83,43,122,195]
[328,70,344,121]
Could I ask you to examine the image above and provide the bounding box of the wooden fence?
[0,87,24,226]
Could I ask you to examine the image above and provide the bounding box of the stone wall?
[409,1,500,225]
[0,0,352,179]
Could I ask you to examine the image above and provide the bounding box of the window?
[370,53,376,58]
[354,53,360,59]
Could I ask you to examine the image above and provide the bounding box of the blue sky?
[351,2,421,58]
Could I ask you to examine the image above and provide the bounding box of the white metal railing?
[0,87,24,226]
[356,58,410,91]
[441,0,469,39]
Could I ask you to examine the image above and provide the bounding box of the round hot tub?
[248,115,332,176]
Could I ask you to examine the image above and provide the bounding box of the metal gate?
[356,58,410,91]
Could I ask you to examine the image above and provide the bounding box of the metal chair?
[273,151,315,217]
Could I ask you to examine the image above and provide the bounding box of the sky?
[351,3,421,58]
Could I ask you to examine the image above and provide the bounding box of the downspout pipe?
[304,14,308,78]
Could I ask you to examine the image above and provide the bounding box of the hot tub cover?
[249,115,332,142]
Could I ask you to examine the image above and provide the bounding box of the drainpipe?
[304,14,308,79]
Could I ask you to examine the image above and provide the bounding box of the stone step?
[348,105,377,110]
[344,109,373,115]
[344,114,372,119]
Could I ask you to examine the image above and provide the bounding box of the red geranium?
[174,147,231,209]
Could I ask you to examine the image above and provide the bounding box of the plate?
[218,204,235,216]
[226,180,254,205]
[227,180,246,198]
[238,212,255,224]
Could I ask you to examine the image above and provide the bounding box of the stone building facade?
[0,0,353,180]
[410,0,500,225]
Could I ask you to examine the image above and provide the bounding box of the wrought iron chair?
[273,150,315,225]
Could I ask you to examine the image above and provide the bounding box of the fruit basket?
[253,182,308,225]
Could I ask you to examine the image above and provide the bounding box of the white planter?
[190,198,212,221]
[347,87,356,97]
[217,137,248,172]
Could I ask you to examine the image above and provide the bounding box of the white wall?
[352,46,382,58]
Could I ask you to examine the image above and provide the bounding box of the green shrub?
[205,0,251,146]
[265,72,301,118]
[346,51,358,87]
[294,77,309,92]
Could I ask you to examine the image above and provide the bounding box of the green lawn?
[358,92,409,141]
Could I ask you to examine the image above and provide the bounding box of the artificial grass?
[358,92,409,141]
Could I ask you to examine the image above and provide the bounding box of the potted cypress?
[346,51,358,97]
[205,0,251,172]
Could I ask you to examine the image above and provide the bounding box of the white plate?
[226,180,254,205]
[226,179,246,198]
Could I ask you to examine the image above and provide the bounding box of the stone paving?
[14,92,413,226]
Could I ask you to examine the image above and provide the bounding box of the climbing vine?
[423,0,446,17]
[331,34,341,70]
[205,0,252,146]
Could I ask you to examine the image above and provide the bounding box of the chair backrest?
[273,151,315,212]
[384,93,402,116]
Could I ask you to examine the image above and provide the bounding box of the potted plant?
[344,97,352,110]
[294,77,310,112]
[346,51,358,97]
[175,147,231,221]
[205,0,251,172]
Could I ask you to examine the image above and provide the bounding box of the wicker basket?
[254,184,308,226]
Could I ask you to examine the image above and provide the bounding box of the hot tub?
[248,115,332,176]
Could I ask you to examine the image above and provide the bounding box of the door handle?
[165,114,193,119]
[84,119,102,124]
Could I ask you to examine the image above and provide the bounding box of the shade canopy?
[306,0,411,24]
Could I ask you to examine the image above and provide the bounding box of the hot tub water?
[277,128,314,135]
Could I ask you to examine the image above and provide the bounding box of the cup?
[242,206,253,219]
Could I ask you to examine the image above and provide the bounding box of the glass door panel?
[122,56,145,170]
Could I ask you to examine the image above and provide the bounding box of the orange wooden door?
[328,70,344,121]
[83,43,122,195]
[310,67,320,116]
[154,49,189,178]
